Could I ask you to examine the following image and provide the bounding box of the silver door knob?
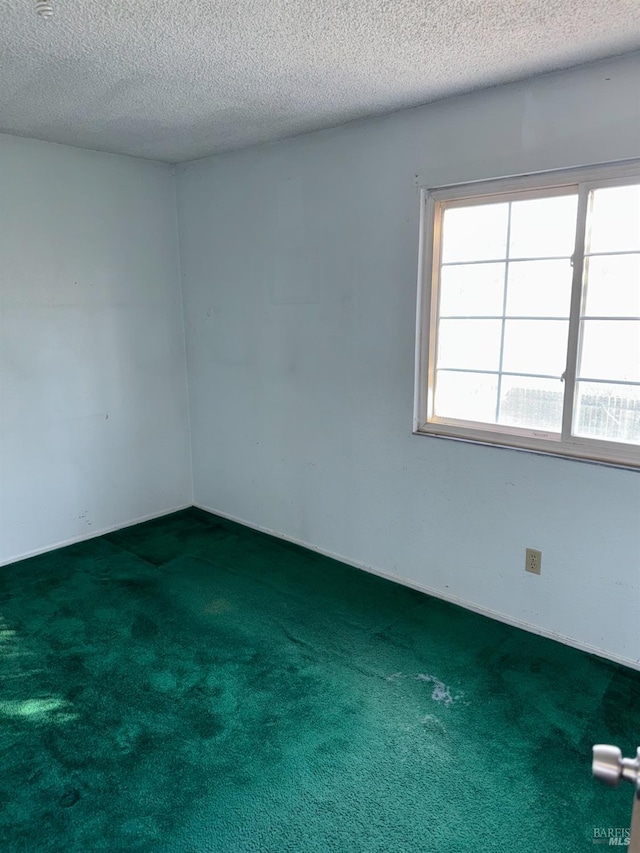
[593,745,640,790]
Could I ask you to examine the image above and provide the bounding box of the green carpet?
[1,509,638,852]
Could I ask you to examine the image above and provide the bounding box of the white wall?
[0,135,192,564]
[176,53,640,667]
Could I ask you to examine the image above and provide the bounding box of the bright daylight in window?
[415,163,640,468]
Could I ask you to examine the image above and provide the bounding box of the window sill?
[413,422,640,472]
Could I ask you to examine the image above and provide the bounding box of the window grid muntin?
[494,202,512,422]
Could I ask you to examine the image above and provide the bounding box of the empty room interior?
[1,1,640,850]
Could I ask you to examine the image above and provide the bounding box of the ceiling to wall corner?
[1,0,639,163]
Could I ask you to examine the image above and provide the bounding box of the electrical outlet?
[526,548,542,575]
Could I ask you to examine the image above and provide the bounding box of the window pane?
[574,382,640,444]
[583,254,640,318]
[587,184,640,254]
[578,319,640,382]
[498,375,563,432]
[506,259,572,317]
[508,195,578,259]
[434,370,498,422]
[437,319,502,371]
[439,263,505,316]
[441,203,508,263]
[502,320,569,376]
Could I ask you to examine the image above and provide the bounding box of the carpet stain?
[0,508,638,852]
[204,598,233,615]
[416,673,464,707]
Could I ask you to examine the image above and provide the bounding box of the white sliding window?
[415,161,640,468]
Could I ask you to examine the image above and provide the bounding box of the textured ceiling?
[1,0,639,163]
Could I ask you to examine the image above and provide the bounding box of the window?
[414,161,640,468]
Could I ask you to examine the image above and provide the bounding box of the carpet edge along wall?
[0,504,193,569]
[193,504,640,673]
[3,503,639,671]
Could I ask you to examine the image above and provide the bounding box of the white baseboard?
[194,502,640,672]
[0,503,192,568]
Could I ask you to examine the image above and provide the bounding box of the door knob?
[593,745,640,789]
[593,745,640,853]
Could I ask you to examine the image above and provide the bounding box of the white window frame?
[414,160,640,470]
